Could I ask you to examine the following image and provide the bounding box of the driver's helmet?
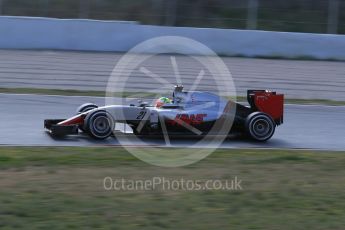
[155,97,172,108]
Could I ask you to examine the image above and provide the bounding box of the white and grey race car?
[44,86,284,141]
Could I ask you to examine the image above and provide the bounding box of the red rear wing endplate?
[247,90,284,125]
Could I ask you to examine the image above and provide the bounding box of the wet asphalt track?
[1,93,344,150]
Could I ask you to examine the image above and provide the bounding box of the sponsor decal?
[167,114,207,126]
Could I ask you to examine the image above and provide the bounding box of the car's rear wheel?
[84,110,114,140]
[245,112,275,141]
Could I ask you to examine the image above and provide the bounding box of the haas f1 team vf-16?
[44,86,284,141]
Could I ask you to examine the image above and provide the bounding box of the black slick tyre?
[84,110,114,140]
[245,112,275,141]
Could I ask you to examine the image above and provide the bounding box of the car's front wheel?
[77,103,99,132]
[245,112,275,141]
[84,110,114,140]
[76,103,98,114]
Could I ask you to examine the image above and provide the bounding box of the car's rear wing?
[247,90,284,125]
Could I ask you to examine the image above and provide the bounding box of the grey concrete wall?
[1,16,345,60]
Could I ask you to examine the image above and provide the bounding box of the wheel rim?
[249,114,275,141]
[253,119,270,137]
[93,116,110,134]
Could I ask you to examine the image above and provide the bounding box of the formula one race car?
[44,86,284,141]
